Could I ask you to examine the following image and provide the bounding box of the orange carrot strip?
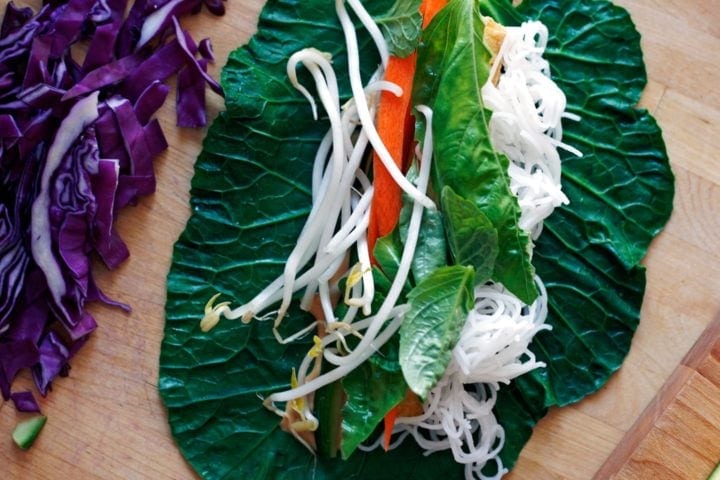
[367,0,449,260]
[375,0,450,447]
[421,0,449,28]
[383,405,399,451]
[367,52,417,258]
[383,390,424,451]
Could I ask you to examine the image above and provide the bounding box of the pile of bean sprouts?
[200,4,579,479]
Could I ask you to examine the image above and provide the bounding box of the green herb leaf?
[371,226,414,310]
[400,265,475,398]
[440,185,498,282]
[398,165,448,282]
[373,228,403,283]
[412,0,538,304]
[376,0,423,57]
[340,362,406,459]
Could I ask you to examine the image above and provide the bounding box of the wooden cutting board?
[2,1,719,479]
[594,316,720,480]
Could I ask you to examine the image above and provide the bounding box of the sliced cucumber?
[709,462,720,480]
[12,415,47,450]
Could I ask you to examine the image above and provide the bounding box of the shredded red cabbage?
[10,390,41,413]
[0,0,224,409]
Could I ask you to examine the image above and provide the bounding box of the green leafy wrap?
[158,0,673,478]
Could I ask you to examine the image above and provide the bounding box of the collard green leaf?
[514,0,671,269]
[440,185,498,282]
[160,0,674,477]
[399,265,475,398]
[530,231,647,405]
[376,0,423,57]
[494,374,548,469]
[412,0,538,304]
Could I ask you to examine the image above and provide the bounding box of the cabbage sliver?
[0,0,223,408]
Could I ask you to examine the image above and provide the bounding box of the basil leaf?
[413,0,538,304]
[440,185,498,283]
[373,228,403,282]
[340,362,406,459]
[398,175,448,282]
[376,0,423,58]
[399,265,475,398]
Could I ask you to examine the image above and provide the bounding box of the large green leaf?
[412,0,538,304]
[159,0,674,477]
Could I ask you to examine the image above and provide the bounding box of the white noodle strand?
[482,21,581,238]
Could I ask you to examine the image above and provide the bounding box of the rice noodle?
[482,21,581,238]
[384,278,550,480]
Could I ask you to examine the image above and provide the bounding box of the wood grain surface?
[1,1,719,479]
[594,315,720,480]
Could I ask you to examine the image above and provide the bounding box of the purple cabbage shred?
[0,0,224,409]
[10,390,41,413]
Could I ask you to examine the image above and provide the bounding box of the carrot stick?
[383,390,425,451]
[374,0,449,447]
[421,0,449,28]
[367,0,449,259]
[367,52,417,257]
[383,405,399,451]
